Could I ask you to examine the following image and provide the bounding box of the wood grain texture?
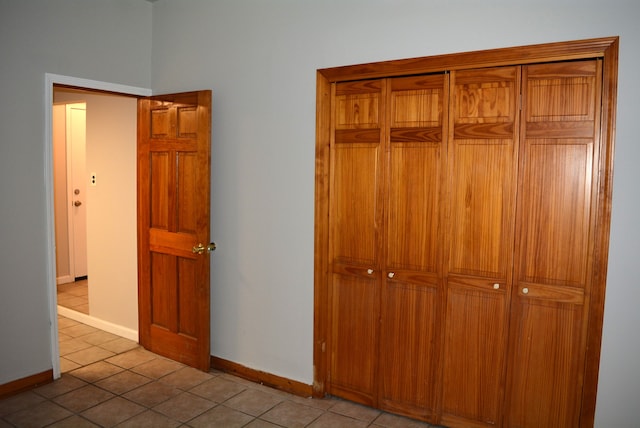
[314,37,618,428]
[505,60,601,427]
[138,90,212,371]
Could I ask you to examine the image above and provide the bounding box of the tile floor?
[0,314,441,427]
[56,280,89,315]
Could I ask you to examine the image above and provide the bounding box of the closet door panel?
[506,60,601,427]
[441,67,519,427]
[328,80,384,406]
[379,75,446,419]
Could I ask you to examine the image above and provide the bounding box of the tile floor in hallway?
[56,280,89,315]
[0,315,440,427]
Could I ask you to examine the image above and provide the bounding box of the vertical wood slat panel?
[441,281,507,426]
[379,281,438,416]
[329,272,378,403]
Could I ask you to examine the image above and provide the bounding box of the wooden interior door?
[505,60,601,427]
[327,79,384,405]
[137,90,212,371]
[440,66,520,427]
[378,74,447,419]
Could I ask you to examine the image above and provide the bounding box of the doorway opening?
[45,73,151,379]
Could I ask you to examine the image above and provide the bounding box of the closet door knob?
[388,272,395,279]
[522,287,529,294]
[493,283,500,289]
[367,269,374,275]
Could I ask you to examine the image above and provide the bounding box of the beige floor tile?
[187,404,254,428]
[224,388,283,417]
[58,332,73,342]
[114,409,181,428]
[130,357,185,379]
[81,330,120,346]
[95,370,151,395]
[123,381,182,407]
[64,346,115,366]
[152,391,216,422]
[0,391,45,417]
[98,337,139,354]
[161,366,213,390]
[33,374,87,399]
[69,361,124,383]
[58,295,87,308]
[246,419,284,428]
[2,400,72,427]
[60,323,99,338]
[189,376,247,403]
[81,396,146,426]
[59,357,82,373]
[47,414,100,427]
[261,400,324,428]
[289,394,338,411]
[59,337,92,356]
[57,317,80,329]
[73,303,90,314]
[53,384,114,413]
[307,411,369,428]
[330,399,382,423]
[106,348,157,369]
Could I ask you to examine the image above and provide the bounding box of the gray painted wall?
[1,0,638,425]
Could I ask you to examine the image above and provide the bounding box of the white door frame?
[44,73,151,379]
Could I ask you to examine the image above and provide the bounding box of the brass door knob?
[192,242,217,255]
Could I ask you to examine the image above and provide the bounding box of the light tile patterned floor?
[0,316,441,427]
[57,279,89,315]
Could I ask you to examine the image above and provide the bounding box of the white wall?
[1,0,639,426]
[150,1,640,426]
[0,0,151,383]
[85,94,139,330]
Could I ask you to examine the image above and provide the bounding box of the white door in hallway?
[67,103,88,279]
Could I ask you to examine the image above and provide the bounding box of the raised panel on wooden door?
[441,67,519,427]
[506,60,601,427]
[379,75,446,419]
[329,270,379,404]
[328,80,384,405]
[441,278,508,428]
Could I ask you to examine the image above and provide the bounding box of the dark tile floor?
[0,314,438,427]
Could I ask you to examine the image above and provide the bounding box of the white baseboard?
[57,306,138,342]
[56,275,74,285]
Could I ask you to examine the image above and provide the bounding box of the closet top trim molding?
[318,36,619,82]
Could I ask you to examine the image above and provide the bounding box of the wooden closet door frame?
[314,37,618,427]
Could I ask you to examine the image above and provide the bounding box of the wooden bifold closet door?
[315,37,618,428]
